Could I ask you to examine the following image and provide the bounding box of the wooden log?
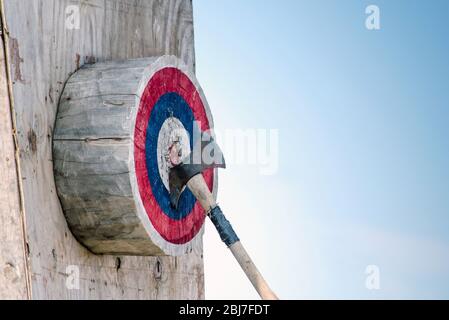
[53,56,215,256]
[1,0,204,299]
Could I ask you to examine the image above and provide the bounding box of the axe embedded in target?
[52,56,277,299]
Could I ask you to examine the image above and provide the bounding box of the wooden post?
[0,0,204,299]
[0,2,30,298]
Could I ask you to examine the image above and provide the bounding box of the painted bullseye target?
[133,67,214,247]
[53,56,216,256]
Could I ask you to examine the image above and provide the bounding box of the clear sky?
[193,0,449,299]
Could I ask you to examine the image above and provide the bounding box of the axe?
[169,133,278,300]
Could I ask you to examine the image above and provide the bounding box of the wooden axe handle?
[229,242,278,300]
[187,174,279,300]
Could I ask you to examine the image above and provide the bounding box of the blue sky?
[193,1,449,299]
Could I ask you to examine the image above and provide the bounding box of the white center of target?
[157,117,191,191]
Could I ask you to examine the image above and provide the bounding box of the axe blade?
[169,133,225,209]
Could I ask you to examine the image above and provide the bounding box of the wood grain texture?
[0,19,29,299]
[3,0,204,299]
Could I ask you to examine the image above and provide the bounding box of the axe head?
[169,132,225,209]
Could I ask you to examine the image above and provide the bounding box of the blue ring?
[145,92,197,220]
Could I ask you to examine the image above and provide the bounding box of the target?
[54,56,216,256]
[133,65,214,248]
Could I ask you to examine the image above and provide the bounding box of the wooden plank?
[3,0,204,299]
[0,12,29,299]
